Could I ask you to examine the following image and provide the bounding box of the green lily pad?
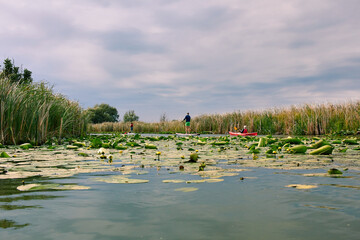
[66,145,78,150]
[78,152,89,157]
[327,168,343,175]
[19,143,33,150]
[0,152,11,158]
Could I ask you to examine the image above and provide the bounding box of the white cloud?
[0,0,359,121]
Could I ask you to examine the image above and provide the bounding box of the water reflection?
[0,204,41,210]
[0,194,63,203]
[0,219,29,229]
[0,167,359,239]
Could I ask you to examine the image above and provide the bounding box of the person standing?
[130,122,134,133]
[183,113,191,134]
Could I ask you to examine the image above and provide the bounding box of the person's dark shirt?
[183,115,191,122]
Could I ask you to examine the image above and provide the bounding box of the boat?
[175,133,200,137]
[228,131,258,136]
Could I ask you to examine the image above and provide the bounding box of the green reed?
[89,101,360,135]
[0,78,88,145]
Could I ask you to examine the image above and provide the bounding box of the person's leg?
[185,122,190,134]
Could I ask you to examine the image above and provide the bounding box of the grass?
[89,101,360,135]
[0,78,88,145]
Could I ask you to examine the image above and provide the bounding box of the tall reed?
[89,101,360,135]
[0,78,88,145]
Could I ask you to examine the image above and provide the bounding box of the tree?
[87,104,119,123]
[123,110,139,122]
[0,58,33,84]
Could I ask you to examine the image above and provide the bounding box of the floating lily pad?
[0,152,10,158]
[302,173,344,178]
[17,183,91,191]
[203,178,224,183]
[77,152,89,157]
[186,179,206,183]
[320,184,360,190]
[174,187,198,192]
[93,176,149,184]
[327,168,343,175]
[162,179,185,183]
[186,178,224,183]
[66,145,78,150]
[19,143,33,150]
[285,184,318,189]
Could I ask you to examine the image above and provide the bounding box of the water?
[1,167,360,240]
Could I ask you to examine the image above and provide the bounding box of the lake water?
[1,164,359,240]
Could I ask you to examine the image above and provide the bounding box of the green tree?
[123,110,139,122]
[0,58,33,84]
[87,104,119,123]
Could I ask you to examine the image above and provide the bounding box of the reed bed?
[0,78,88,145]
[89,101,360,135]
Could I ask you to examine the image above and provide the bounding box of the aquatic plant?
[0,77,87,145]
[88,101,360,135]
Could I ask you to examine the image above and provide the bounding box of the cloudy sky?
[1,0,359,121]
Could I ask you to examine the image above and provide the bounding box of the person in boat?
[183,113,191,134]
[241,125,248,133]
[130,122,134,133]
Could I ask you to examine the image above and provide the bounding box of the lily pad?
[93,176,149,184]
[162,179,185,183]
[0,152,11,158]
[174,187,198,192]
[17,183,91,191]
[285,184,318,189]
[19,143,33,150]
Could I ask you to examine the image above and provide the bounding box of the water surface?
[1,166,359,240]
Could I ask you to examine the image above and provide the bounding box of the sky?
[0,0,359,122]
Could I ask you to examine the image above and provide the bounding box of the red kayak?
[229,131,258,136]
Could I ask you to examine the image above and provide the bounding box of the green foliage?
[0,152,11,158]
[123,110,139,123]
[289,145,307,154]
[0,61,87,145]
[78,152,89,157]
[145,143,157,149]
[327,168,343,175]
[90,138,103,148]
[342,139,358,145]
[87,104,119,123]
[19,143,33,150]
[0,58,33,84]
[198,162,206,171]
[189,153,198,162]
[309,145,334,155]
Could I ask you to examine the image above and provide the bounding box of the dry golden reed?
[89,101,360,135]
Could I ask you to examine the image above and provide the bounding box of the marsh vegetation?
[0,59,88,145]
[89,101,360,135]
